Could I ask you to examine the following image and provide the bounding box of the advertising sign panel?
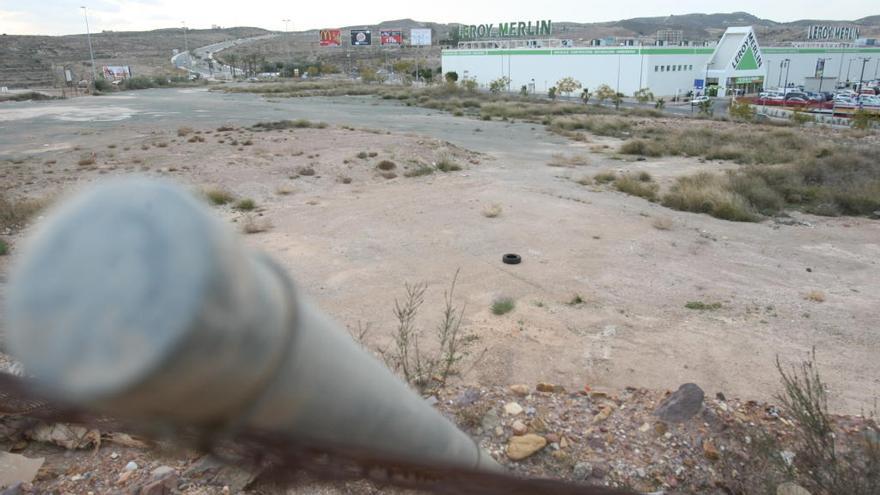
[815,58,826,78]
[380,30,403,46]
[351,29,372,46]
[410,28,432,46]
[102,66,132,80]
[319,29,342,46]
[807,25,860,41]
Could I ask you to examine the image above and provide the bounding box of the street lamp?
[181,22,189,69]
[781,59,791,108]
[80,6,97,88]
[856,57,871,94]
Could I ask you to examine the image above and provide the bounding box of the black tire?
[502,253,521,265]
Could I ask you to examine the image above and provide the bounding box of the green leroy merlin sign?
[732,31,763,71]
[458,20,552,39]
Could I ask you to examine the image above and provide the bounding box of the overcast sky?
[1,0,877,36]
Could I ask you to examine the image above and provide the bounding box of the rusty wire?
[0,373,635,494]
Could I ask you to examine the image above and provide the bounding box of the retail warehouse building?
[441,26,880,97]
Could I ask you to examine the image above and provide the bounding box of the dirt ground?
[1,91,878,420]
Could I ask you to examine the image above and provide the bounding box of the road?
[171,34,278,80]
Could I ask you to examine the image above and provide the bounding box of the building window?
[660,66,664,72]
[678,65,682,71]
[654,65,658,72]
[666,65,670,71]
[689,65,693,70]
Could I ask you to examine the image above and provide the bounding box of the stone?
[655,383,705,423]
[481,411,501,431]
[572,462,592,480]
[150,466,176,481]
[504,402,524,416]
[559,436,569,449]
[545,433,559,444]
[117,471,133,484]
[639,422,651,433]
[509,384,530,397]
[494,426,504,437]
[140,472,178,495]
[777,482,812,495]
[124,461,139,472]
[506,434,547,461]
[455,388,481,406]
[703,440,720,460]
[593,404,615,423]
[536,383,566,393]
[511,420,528,436]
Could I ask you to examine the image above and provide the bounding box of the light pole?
[782,58,790,107]
[80,6,97,88]
[777,59,785,87]
[181,21,189,70]
[846,58,854,85]
[856,57,871,94]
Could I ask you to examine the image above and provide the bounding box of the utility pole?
[856,57,871,94]
[80,6,97,88]
[782,58,790,108]
[182,22,189,69]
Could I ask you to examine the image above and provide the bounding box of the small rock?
[506,434,547,461]
[110,452,119,460]
[117,471,133,484]
[536,383,566,393]
[124,461,139,472]
[781,450,796,467]
[636,467,646,478]
[654,422,668,435]
[504,402,524,416]
[639,422,651,433]
[481,411,501,431]
[511,420,528,436]
[545,433,559,444]
[593,404,615,423]
[509,384,530,397]
[777,482,812,495]
[716,392,726,401]
[150,466,176,480]
[703,440,720,460]
[559,436,569,449]
[655,383,705,423]
[494,426,504,437]
[573,462,593,480]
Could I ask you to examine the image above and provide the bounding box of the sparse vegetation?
[204,187,234,206]
[548,154,589,167]
[482,203,502,218]
[0,194,47,232]
[357,151,369,159]
[685,301,722,311]
[377,160,396,171]
[436,157,462,172]
[275,186,294,196]
[235,198,256,211]
[804,290,826,303]
[241,214,272,234]
[491,297,515,316]
[177,126,194,137]
[404,165,435,178]
[252,119,328,130]
[372,271,478,394]
[593,171,617,184]
[0,239,7,256]
[77,153,97,166]
[297,166,316,176]
[568,294,584,305]
[614,173,659,201]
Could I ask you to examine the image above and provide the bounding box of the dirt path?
[1,89,878,414]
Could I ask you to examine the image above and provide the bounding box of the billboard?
[351,29,372,46]
[319,29,342,46]
[410,28,431,46]
[102,65,132,80]
[380,30,403,46]
[815,58,826,78]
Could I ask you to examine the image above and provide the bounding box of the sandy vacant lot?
[1,90,878,416]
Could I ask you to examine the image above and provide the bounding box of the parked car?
[690,95,710,105]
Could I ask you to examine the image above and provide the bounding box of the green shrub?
[377,160,396,171]
[205,188,234,205]
[593,171,617,184]
[404,165,435,177]
[235,198,256,211]
[491,297,515,315]
[620,139,664,157]
[685,301,722,310]
[436,158,462,172]
[0,239,8,256]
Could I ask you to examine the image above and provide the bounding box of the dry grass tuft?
[548,153,590,167]
[177,126,194,137]
[0,194,48,231]
[241,214,272,234]
[482,203,502,218]
[77,153,97,167]
[804,290,826,303]
[377,160,397,171]
[204,187,234,206]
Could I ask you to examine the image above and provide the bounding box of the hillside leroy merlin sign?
[732,31,763,70]
[458,20,552,39]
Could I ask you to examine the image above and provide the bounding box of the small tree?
[548,86,557,100]
[225,53,239,78]
[729,99,756,122]
[488,76,511,94]
[556,76,582,97]
[654,97,666,110]
[393,60,414,74]
[580,88,591,105]
[460,78,478,92]
[595,84,615,104]
[520,85,528,97]
[612,92,624,110]
[634,88,655,104]
[445,71,459,84]
[852,109,879,130]
[698,99,714,116]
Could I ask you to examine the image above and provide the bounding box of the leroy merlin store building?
[442,26,880,97]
